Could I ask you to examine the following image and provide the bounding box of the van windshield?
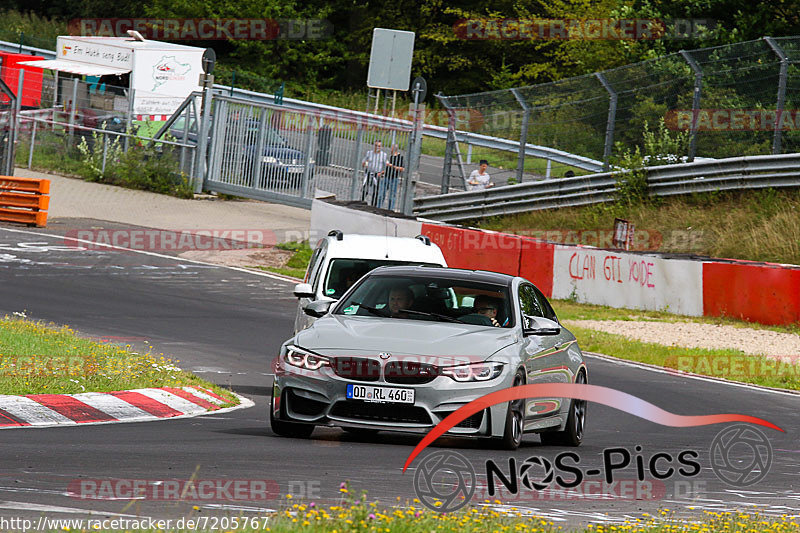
[323,259,441,299]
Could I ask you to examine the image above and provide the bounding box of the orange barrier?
[0,176,50,227]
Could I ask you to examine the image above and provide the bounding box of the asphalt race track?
[0,224,797,528]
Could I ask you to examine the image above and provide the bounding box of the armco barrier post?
[300,119,315,199]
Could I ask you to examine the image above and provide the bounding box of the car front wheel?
[269,392,314,438]
[495,370,526,450]
[540,370,586,447]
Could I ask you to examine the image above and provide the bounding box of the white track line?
[585,351,800,398]
[0,227,297,283]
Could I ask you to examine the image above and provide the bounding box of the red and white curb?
[0,386,253,429]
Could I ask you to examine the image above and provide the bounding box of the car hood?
[294,315,518,360]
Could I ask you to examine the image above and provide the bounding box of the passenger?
[474,295,501,327]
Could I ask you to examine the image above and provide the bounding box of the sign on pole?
[367,28,415,91]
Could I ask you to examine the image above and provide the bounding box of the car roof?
[324,234,447,264]
[366,265,515,286]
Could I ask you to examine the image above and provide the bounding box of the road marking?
[0,228,296,283]
[0,500,142,517]
[585,352,800,398]
[134,388,208,415]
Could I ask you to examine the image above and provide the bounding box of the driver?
[474,295,501,327]
[388,286,414,318]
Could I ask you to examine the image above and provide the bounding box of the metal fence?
[437,36,800,191]
[204,93,419,211]
[414,153,800,222]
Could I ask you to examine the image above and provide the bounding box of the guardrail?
[414,153,800,222]
[0,176,50,226]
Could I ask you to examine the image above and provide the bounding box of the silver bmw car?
[270,266,588,449]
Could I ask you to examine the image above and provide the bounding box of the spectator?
[377,144,404,210]
[467,159,494,191]
[361,140,388,206]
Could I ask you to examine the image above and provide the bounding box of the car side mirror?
[294,283,314,299]
[522,315,561,336]
[303,300,334,318]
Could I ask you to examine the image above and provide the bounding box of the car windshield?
[323,259,443,299]
[333,274,514,327]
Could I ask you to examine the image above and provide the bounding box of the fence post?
[511,88,530,182]
[764,36,788,155]
[194,85,214,194]
[403,103,425,216]
[102,134,109,174]
[680,50,703,162]
[300,119,315,199]
[595,72,617,172]
[28,119,36,169]
[250,107,269,188]
[437,93,455,194]
[124,87,135,152]
[349,127,364,201]
[68,77,78,145]
[8,70,24,175]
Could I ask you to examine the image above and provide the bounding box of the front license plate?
[346,384,415,404]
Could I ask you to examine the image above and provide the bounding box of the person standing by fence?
[467,159,494,191]
[361,140,388,206]
[377,143,404,210]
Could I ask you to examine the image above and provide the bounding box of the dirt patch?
[178,246,293,269]
[564,319,800,357]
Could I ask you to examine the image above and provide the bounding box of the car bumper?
[272,362,516,438]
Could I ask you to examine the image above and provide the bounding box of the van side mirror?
[294,283,314,299]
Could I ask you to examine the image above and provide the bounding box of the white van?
[292,230,447,332]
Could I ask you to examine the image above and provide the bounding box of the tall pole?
[511,88,530,182]
[680,50,703,162]
[764,36,788,155]
[595,72,617,172]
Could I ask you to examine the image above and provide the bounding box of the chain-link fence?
[437,36,800,190]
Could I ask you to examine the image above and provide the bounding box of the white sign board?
[57,37,133,69]
[367,28,415,91]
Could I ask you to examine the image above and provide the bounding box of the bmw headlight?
[441,362,504,382]
[309,158,315,165]
[262,156,280,164]
[284,345,329,371]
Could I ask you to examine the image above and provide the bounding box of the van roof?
[324,234,447,265]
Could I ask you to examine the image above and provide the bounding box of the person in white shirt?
[467,159,494,191]
[361,140,388,206]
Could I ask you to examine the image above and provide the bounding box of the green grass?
[249,241,313,279]
[0,314,239,400]
[152,489,800,532]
